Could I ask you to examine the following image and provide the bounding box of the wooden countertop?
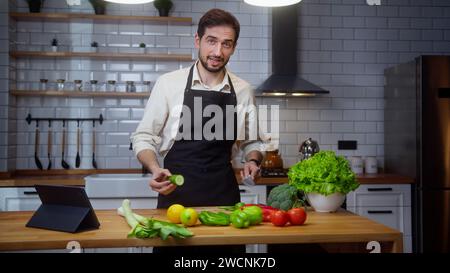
[0,169,414,187]
[0,207,403,252]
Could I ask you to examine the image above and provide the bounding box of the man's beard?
[199,53,229,73]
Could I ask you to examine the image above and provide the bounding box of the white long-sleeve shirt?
[131,62,267,162]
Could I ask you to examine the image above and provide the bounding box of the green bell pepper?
[218,202,246,211]
[199,211,230,226]
[230,210,250,229]
[242,205,263,225]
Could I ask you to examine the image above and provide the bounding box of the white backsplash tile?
[94,23,119,35]
[143,23,168,36]
[308,121,331,133]
[331,121,354,133]
[104,157,130,169]
[106,108,130,120]
[354,121,377,133]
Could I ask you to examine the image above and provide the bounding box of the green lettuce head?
[288,151,359,196]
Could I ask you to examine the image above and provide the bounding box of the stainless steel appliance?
[384,55,450,253]
[298,138,320,161]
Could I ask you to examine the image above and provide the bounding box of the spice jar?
[349,156,364,175]
[74,80,83,91]
[90,80,98,92]
[39,79,48,91]
[143,81,151,92]
[107,80,116,92]
[364,156,378,174]
[56,79,65,91]
[126,81,136,93]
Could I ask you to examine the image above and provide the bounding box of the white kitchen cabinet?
[239,185,267,253]
[0,187,41,212]
[84,173,158,210]
[346,184,412,253]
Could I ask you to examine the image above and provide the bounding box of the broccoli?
[267,184,304,211]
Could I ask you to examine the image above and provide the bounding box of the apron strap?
[185,64,236,98]
[184,65,195,93]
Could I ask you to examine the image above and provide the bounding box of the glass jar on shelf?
[107,80,116,92]
[56,79,65,91]
[126,81,136,93]
[89,80,98,92]
[74,80,83,91]
[142,81,151,93]
[39,79,48,91]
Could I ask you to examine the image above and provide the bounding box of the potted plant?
[288,151,360,212]
[139,42,146,53]
[153,0,173,17]
[26,0,44,13]
[89,0,107,15]
[51,38,58,52]
[91,41,99,52]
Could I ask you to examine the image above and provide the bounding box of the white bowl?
[306,192,346,213]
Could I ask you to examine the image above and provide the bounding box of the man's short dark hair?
[197,9,240,45]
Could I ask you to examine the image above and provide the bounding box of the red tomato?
[287,207,307,225]
[270,210,289,227]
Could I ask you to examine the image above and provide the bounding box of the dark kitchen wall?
[1,0,450,171]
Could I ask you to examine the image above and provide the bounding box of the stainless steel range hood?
[256,4,329,97]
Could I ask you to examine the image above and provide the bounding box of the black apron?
[157,65,240,209]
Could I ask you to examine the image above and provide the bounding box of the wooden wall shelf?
[10,51,193,61]
[10,90,150,98]
[10,12,192,24]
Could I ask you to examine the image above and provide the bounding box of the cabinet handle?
[367,210,393,214]
[23,191,38,195]
[239,189,247,193]
[367,187,393,192]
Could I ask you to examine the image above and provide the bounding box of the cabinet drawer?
[89,198,158,210]
[347,206,411,236]
[4,197,41,211]
[347,184,411,207]
[0,187,41,211]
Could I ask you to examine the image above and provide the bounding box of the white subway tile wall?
[2,0,450,170]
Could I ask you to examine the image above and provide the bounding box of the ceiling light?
[244,0,302,7]
[104,0,154,4]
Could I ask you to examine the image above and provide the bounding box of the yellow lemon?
[180,208,198,226]
[166,204,185,224]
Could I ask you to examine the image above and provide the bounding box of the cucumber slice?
[169,175,184,186]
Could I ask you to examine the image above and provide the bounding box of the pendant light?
[244,0,302,7]
[104,0,154,4]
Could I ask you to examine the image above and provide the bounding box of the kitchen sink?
[85,173,157,198]
[84,173,158,210]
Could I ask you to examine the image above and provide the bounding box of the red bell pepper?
[241,204,278,222]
